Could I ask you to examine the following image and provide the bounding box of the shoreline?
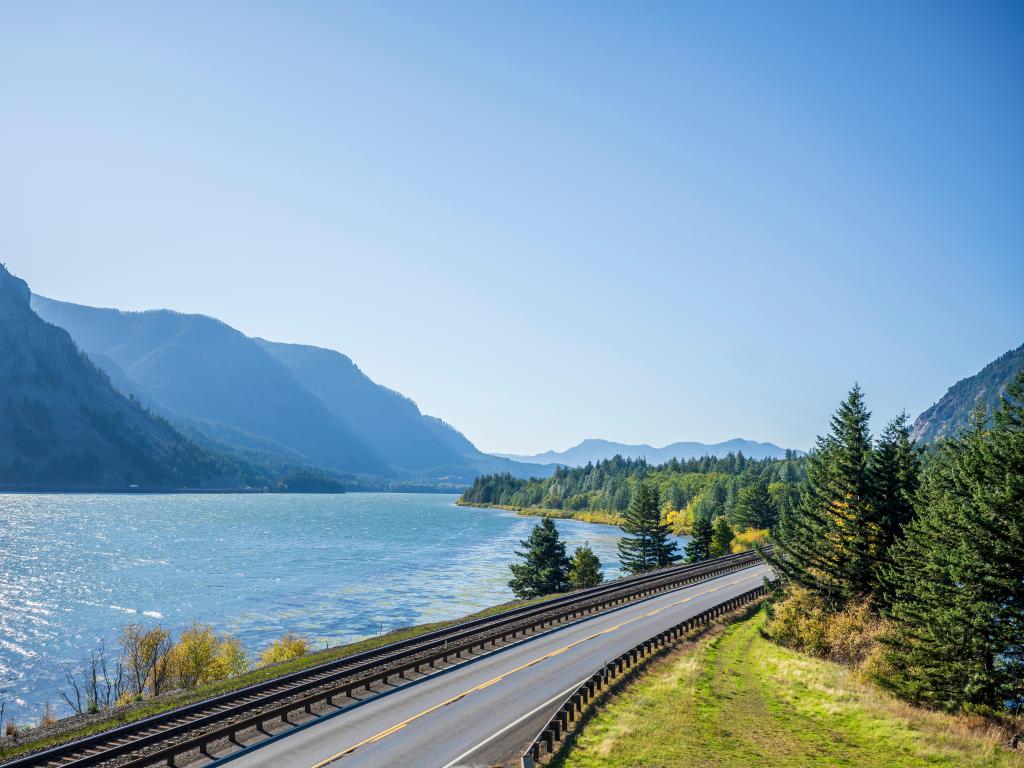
[455,499,625,527]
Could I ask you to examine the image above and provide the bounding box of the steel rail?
[4,550,767,768]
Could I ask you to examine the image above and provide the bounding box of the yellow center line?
[307,569,764,767]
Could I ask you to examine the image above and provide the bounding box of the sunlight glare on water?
[0,492,687,721]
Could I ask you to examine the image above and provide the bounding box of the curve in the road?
[215,563,772,768]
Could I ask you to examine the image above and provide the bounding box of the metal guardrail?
[4,551,766,768]
[520,583,770,768]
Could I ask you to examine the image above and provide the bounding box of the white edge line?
[439,677,590,768]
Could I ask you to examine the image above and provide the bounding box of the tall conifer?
[618,482,680,573]
[768,385,877,606]
[684,514,714,562]
[508,518,571,598]
[881,375,1024,711]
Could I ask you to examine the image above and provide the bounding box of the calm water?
[0,493,687,721]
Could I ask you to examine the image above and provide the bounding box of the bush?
[166,623,250,690]
[764,587,884,669]
[763,586,830,657]
[259,634,309,667]
[731,527,769,553]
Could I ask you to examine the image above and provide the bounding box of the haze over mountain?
[0,264,265,488]
[31,295,540,483]
[911,342,1024,443]
[495,437,796,467]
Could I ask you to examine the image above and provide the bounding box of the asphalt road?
[215,563,772,768]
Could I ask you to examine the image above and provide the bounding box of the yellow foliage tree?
[258,633,309,667]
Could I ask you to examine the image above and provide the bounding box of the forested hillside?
[460,451,805,534]
[0,264,270,488]
[31,295,543,484]
[912,343,1024,442]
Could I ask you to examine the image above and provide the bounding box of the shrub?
[166,623,250,690]
[764,586,830,657]
[824,599,882,666]
[731,527,769,553]
[764,587,884,669]
[259,634,309,667]
[39,703,56,727]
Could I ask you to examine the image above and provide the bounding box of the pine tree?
[684,515,714,562]
[881,375,1024,711]
[618,482,680,573]
[733,479,775,530]
[568,542,604,589]
[767,385,877,607]
[709,516,735,557]
[870,411,921,602]
[508,518,571,598]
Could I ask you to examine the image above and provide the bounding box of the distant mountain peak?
[494,437,798,466]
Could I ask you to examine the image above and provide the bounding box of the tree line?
[461,451,805,537]
[508,478,684,598]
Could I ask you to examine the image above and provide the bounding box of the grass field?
[556,609,1022,768]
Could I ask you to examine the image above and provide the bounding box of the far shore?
[455,499,625,527]
[0,486,459,496]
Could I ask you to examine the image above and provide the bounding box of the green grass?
[556,609,1022,768]
[0,595,552,761]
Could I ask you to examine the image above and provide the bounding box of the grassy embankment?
[0,595,552,762]
[455,500,624,527]
[555,609,1022,768]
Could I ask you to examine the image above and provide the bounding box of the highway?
[214,562,772,768]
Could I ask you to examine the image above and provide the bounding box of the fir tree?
[733,479,775,530]
[880,375,1024,711]
[508,518,570,598]
[870,411,921,601]
[617,482,680,573]
[710,516,735,558]
[684,514,714,562]
[568,542,604,589]
[767,385,877,606]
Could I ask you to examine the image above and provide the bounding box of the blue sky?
[2,1,1022,454]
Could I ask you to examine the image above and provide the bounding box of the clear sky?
[2,2,1022,454]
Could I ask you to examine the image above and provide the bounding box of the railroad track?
[4,550,768,768]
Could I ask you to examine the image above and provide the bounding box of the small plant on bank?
[258,634,309,667]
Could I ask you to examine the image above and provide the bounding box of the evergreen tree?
[684,514,714,562]
[508,518,570,598]
[881,375,1024,711]
[568,542,604,589]
[617,482,680,573]
[767,385,877,606]
[709,516,735,558]
[733,479,776,530]
[870,412,921,587]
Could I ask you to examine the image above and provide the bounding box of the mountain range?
[911,343,1024,443]
[29,292,537,485]
[7,259,1019,489]
[494,437,795,467]
[0,264,272,488]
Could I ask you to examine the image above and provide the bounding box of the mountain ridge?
[0,264,268,488]
[911,342,1024,443]
[495,437,798,467]
[30,294,546,484]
